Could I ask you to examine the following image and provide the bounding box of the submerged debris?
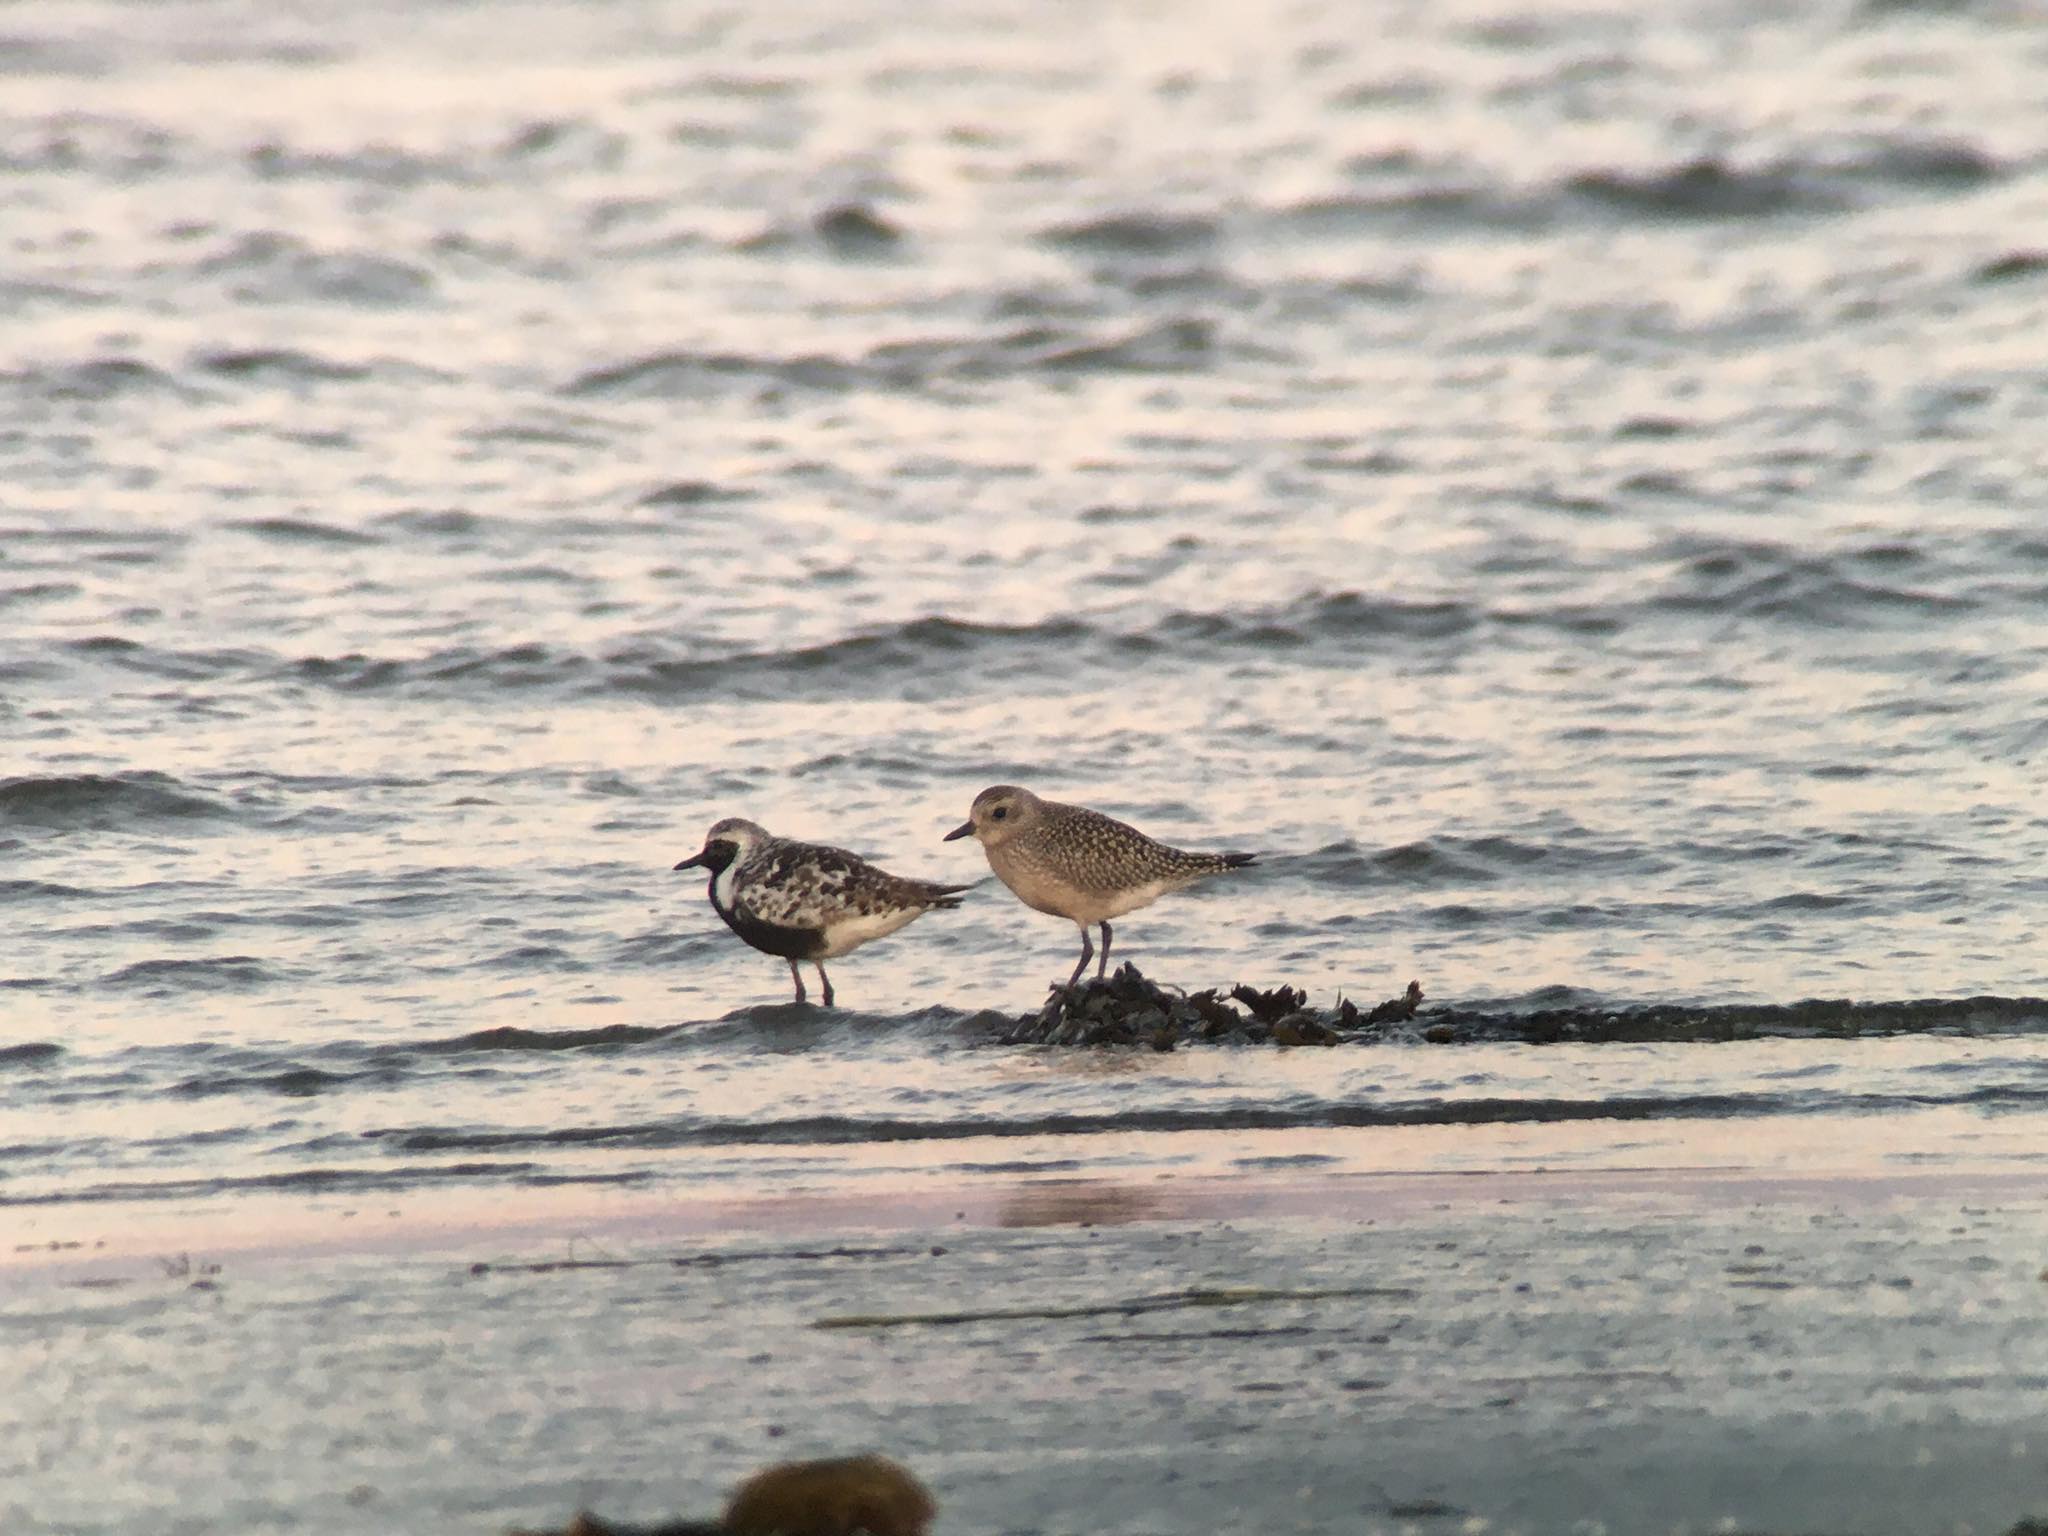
[513,1454,934,1536]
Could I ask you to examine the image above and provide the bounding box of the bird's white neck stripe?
[713,861,742,913]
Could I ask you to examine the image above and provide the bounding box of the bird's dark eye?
[992,806,1008,821]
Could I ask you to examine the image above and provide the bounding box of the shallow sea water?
[4,0,2048,1529]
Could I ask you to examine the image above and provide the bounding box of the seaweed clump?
[998,968,2048,1049]
[1002,964,1424,1049]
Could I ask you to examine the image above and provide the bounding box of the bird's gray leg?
[787,958,807,1004]
[1097,920,1113,979]
[1066,925,1094,990]
[816,963,834,1008]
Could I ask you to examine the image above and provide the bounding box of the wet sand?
[9,1123,2048,1536]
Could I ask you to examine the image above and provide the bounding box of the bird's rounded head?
[674,816,772,873]
[943,785,1042,848]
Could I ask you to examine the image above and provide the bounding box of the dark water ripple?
[224,516,383,547]
[1563,140,2003,219]
[196,348,376,385]
[1274,137,2010,240]
[101,955,281,994]
[0,772,230,829]
[0,1043,65,1068]
[1300,833,1655,889]
[563,316,1239,400]
[0,1162,616,1209]
[29,556,2013,711]
[402,1023,674,1055]
[1657,544,1979,625]
[1420,995,2048,1043]
[368,1081,2048,1155]
[195,233,436,306]
[0,358,191,402]
[0,879,95,904]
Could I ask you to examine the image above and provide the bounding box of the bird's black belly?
[715,901,826,961]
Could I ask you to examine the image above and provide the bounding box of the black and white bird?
[673,817,972,1006]
[943,785,1256,989]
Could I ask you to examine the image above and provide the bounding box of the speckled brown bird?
[674,818,971,1007]
[944,785,1256,989]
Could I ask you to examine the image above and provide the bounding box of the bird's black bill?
[942,820,974,842]
[673,852,706,870]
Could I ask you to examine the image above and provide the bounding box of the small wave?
[1846,137,2002,188]
[225,516,383,546]
[125,1023,683,1101]
[279,594,1490,705]
[1039,211,1222,257]
[1654,539,1974,627]
[196,233,434,307]
[0,580,82,610]
[1308,832,1644,891]
[1274,186,1550,237]
[1753,891,1859,913]
[0,112,177,174]
[812,202,904,254]
[246,140,471,187]
[284,644,589,694]
[0,358,189,402]
[62,636,268,682]
[1033,318,1219,374]
[1418,995,2048,1043]
[404,1023,675,1055]
[637,479,750,508]
[482,944,590,974]
[1281,138,2004,240]
[1565,160,1838,220]
[172,1066,359,1098]
[600,617,1094,702]
[498,117,627,167]
[1295,839,1495,889]
[358,1069,2048,1157]
[0,771,228,830]
[1976,250,2048,284]
[0,1042,63,1068]
[569,313,1256,401]
[374,508,490,540]
[739,203,906,256]
[356,1089,1936,1155]
[1614,415,1692,441]
[101,955,277,994]
[1137,593,1478,656]
[377,1124,665,1153]
[196,348,374,384]
[0,1162,549,1209]
[0,878,93,903]
[1568,140,2001,220]
[564,349,865,402]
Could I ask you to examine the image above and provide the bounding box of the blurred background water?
[3,0,2048,1224]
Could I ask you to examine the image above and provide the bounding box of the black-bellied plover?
[674,817,972,1006]
[943,785,1256,989]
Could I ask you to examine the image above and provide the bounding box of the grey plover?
[674,817,972,1006]
[943,785,1256,989]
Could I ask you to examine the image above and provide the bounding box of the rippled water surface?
[5,0,2048,1247]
